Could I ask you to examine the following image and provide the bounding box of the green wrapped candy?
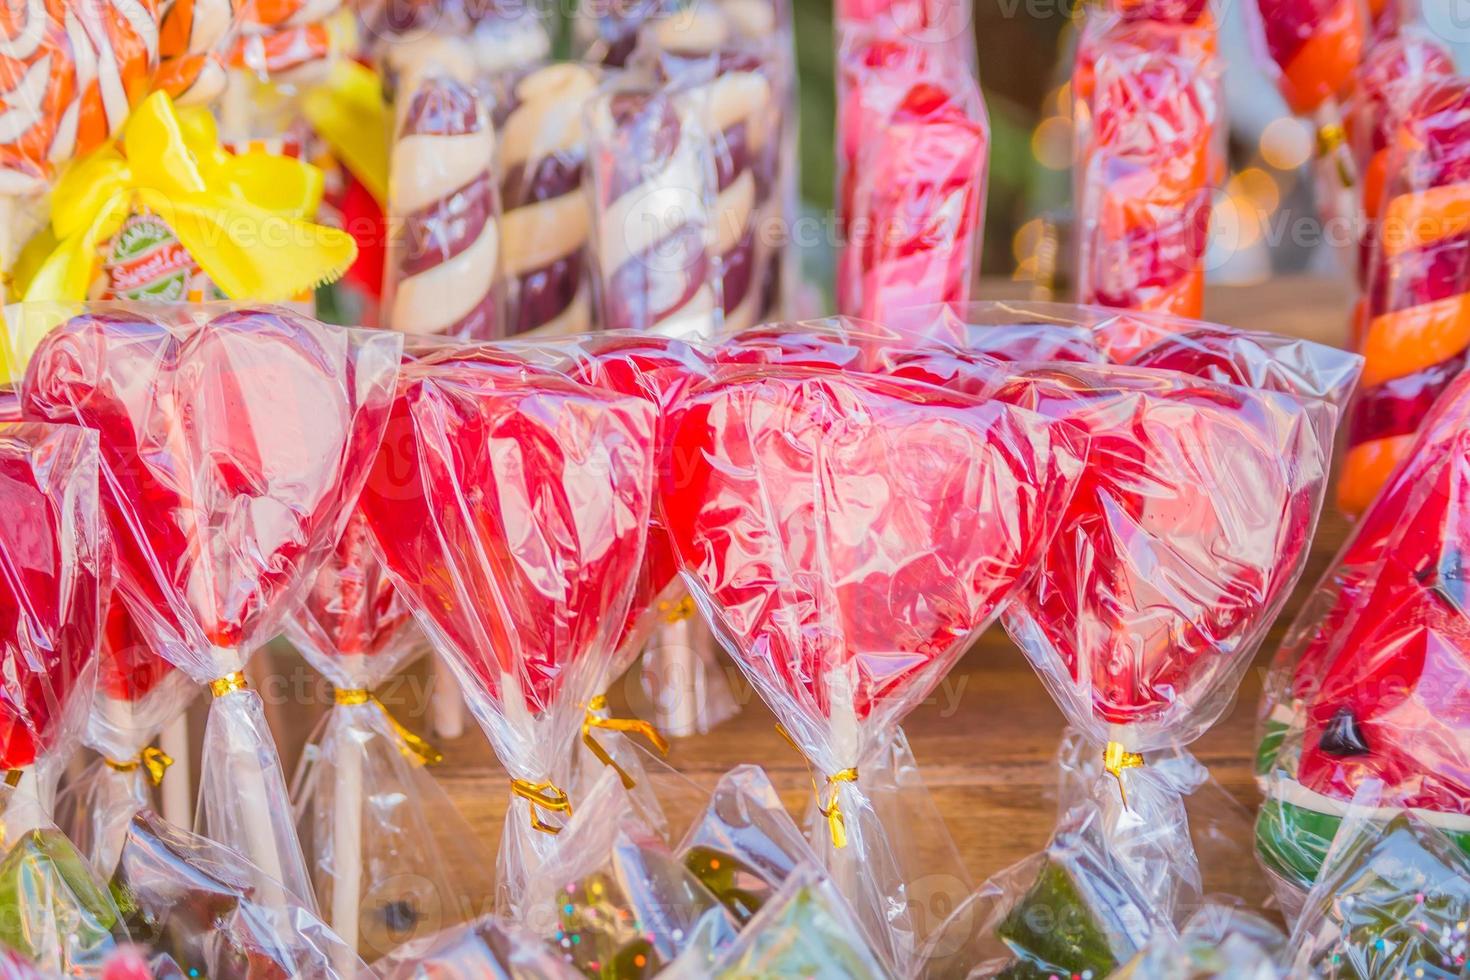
[684,845,768,924]
[0,827,124,970]
[711,873,890,979]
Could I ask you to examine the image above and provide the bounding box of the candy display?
[491,63,600,337]
[1343,77,1470,514]
[661,356,1079,967]
[155,0,237,106]
[358,343,656,906]
[360,0,552,90]
[288,509,495,964]
[20,305,400,911]
[111,811,367,977]
[373,915,581,978]
[231,0,353,85]
[1256,371,1470,898]
[1073,7,1220,318]
[584,81,721,337]
[383,73,505,339]
[1250,0,1365,118]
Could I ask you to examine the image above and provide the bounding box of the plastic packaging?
[111,810,368,978]
[1342,76,1470,514]
[231,0,353,86]
[1113,904,1286,979]
[660,359,1081,969]
[1285,806,1470,977]
[0,420,122,973]
[289,509,495,965]
[55,599,196,878]
[485,63,601,337]
[1256,371,1470,901]
[0,0,160,192]
[372,914,581,978]
[155,0,239,106]
[361,0,553,90]
[384,73,507,339]
[1072,7,1221,318]
[584,78,723,337]
[19,303,401,912]
[358,343,656,908]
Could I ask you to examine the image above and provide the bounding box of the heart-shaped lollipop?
[662,367,1069,723]
[0,423,104,771]
[294,509,415,662]
[359,348,656,715]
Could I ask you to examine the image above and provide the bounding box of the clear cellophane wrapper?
[1112,904,1286,979]
[836,33,987,326]
[573,0,679,68]
[833,0,975,68]
[155,0,239,108]
[288,509,494,964]
[372,914,582,979]
[16,302,401,913]
[660,353,1083,970]
[56,599,197,878]
[0,421,126,972]
[357,343,656,910]
[384,73,508,339]
[360,0,553,90]
[231,0,354,88]
[1342,76,1470,515]
[110,810,367,978]
[481,62,601,338]
[1255,374,1470,913]
[1282,795,1470,978]
[1071,10,1221,319]
[583,76,724,338]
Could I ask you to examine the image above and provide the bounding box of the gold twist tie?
[208,671,249,698]
[582,693,670,790]
[1103,741,1145,809]
[776,724,859,849]
[3,770,20,788]
[334,688,443,766]
[104,746,173,786]
[1316,122,1357,188]
[510,779,572,835]
[657,595,697,624]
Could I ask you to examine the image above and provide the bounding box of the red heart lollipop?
[292,509,416,666]
[0,422,104,772]
[359,347,657,717]
[662,366,1072,725]
[20,308,402,665]
[98,599,176,704]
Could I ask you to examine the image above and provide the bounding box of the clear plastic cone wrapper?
[1256,371,1470,909]
[584,78,723,338]
[110,810,369,978]
[660,357,1083,970]
[17,303,402,913]
[558,333,739,741]
[1282,799,1470,977]
[1342,77,1470,514]
[372,913,582,979]
[384,73,507,340]
[1072,11,1221,319]
[0,420,127,972]
[288,508,495,962]
[357,343,656,911]
[55,599,196,878]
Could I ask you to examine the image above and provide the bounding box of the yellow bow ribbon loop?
[23,90,355,305]
[1102,741,1146,810]
[301,59,392,209]
[582,693,670,791]
[208,671,250,698]
[510,779,573,835]
[775,723,859,849]
[656,595,697,625]
[333,688,444,767]
[106,746,174,786]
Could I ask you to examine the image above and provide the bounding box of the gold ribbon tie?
[510,779,573,835]
[105,746,174,786]
[582,693,670,790]
[656,595,697,625]
[333,688,443,766]
[776,723,859,849]
[1102,740,1145,810]
[208,671,249,698]
[1316,122,1356,188]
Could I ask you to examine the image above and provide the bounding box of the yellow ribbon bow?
[301,59,392,209]
[334,688,444,767]
[1102,741,1145,810]
[656,595,697,625]
[510,779,573,835]
[105,746,174,786]
[581,693,670,790]
[21,90,357,306]
[776,724,859,849]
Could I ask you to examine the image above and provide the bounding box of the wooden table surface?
[245,276,1358,936]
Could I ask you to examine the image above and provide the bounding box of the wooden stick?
[159,712,192,828]
[329,656,369,976]
[431,659,466,740]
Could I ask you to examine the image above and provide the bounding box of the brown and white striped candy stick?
[585,82,720,337]
[384,74,505,338]
[494,63,599,337]
[652,15,775,332]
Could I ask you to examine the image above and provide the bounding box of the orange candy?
[1361,293,1470,387]
[1279,0,1365,115]
[1338,434,1417,516]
